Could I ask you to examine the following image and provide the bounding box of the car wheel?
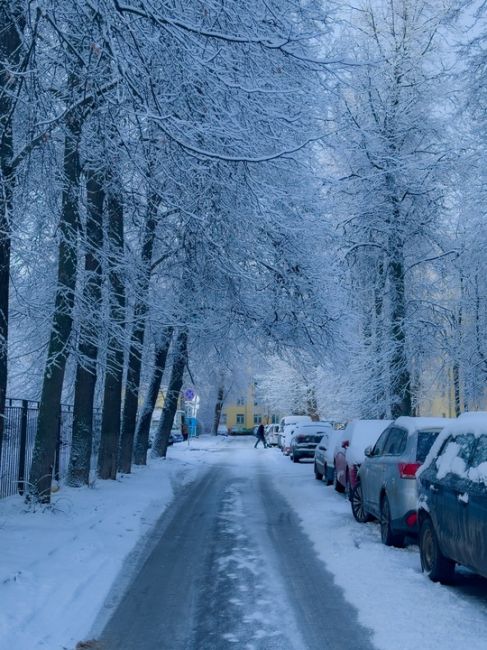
[324,463,333,486]
[334,466,345,493]
[380,495,404,547]
[351,483,372,523]
[314,463,323,481]
[419,517,455,583]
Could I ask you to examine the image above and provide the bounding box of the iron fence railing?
[0,398,101,499]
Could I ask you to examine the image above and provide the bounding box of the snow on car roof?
[293,422,333,434]
[417,412,487,478]
[345,420,392,465]
[393,416,452,434]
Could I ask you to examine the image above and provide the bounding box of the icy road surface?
[97,439,374,650]
[2,435,487,649]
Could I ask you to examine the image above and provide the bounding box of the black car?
[290,433,325,463]
[417,419,487,583]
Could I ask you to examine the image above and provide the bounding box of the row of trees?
[253,1,487,425]
[0,1,335,502]
[3,1,487,503]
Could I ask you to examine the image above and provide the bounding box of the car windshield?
[416,429,441,462]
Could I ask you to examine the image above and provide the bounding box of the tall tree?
[152,330,187,459]
[0,1,25,463]
[97,177,126,480]
[133,326,173,465]
[29,66,86,501]
[67,164,105,486]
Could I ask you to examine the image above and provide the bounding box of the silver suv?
[352,417,451,546]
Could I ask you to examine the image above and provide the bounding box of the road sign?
[184,388,195,401]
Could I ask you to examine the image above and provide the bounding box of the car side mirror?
[364,446,373,458]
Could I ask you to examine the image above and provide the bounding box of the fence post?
[54,408,61,482]
[17,400,28,495]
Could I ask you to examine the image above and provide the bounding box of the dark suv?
[417,415,487,583]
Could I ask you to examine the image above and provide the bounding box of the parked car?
[169,431,184,444]
[333,426,352,493]
[265,423,280,447]
[217,424,229,436]
[289,423,332,463]
[345,419,392,494]
[284,421,333,457]
[417,413,487,583]
[315,429,342,485]
[351,417,451,546]
[279,415,313,454]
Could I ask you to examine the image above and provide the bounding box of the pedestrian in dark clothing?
[254,423,267,448]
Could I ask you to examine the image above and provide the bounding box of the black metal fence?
[0,398,101,499]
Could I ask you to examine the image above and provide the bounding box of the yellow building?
[221,383,281,432]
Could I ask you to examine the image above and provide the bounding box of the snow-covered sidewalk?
[0,436,225,650]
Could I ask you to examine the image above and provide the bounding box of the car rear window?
[297,435,322,443]
[416,429,441,462]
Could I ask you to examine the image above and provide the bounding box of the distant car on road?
[217,424,229,436]
[352,417,450,546]
[417,413,487,583]
[314,428,342,484]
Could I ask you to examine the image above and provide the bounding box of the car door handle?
[429,484,439,493]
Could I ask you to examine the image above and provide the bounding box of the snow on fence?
[0,399,101,499]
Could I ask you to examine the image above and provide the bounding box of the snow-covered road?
[1,435,487,650]
[98,441,374,650]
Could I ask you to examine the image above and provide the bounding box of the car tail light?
[398,462,421,478]
[405,512,417,528]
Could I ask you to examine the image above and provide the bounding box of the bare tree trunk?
[452,362,461,418]
[152,330,187,458]
[389,241,412,418]
[0,2,25,465]
[119,200,158,473]
[211,383,225,435]
[67,168,104,486]
[133,326,173,465]
[97,184,125,480]
[29,73,84,502]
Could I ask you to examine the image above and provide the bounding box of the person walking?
[254,422,267,448]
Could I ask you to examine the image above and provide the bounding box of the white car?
[314,429,342,485]
[265,424,280,446]
[278,415,312,452]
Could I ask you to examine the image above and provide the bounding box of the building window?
[236,414,245,425]
[253,415,262,425]
[271,414,278,424]
[254,400,258,406]
[221,413,227,424]
[236,397,245,406]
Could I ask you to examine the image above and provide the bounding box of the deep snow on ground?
[269,446,487,650]
[1,435,487,650]
[0,437,225,650]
